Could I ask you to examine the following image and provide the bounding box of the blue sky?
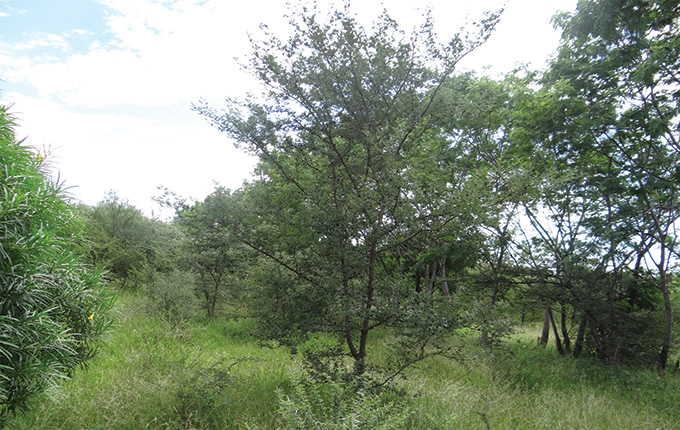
[0,0,577,216]
[0,0,109,43]
[0,1,114,97]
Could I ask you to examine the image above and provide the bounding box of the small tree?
[83,192,152,289]
[0,105,114,424]
[174,187,248,317]
[195,2,502,378]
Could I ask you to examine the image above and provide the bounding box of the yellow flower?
[37,154,45,161]
[88,313,94,322]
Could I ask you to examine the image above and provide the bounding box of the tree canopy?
[195,4,504,377]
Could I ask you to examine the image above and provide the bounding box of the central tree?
[196,3,501,376]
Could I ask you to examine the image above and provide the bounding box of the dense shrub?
[0,105,114,424]
[277,375,412,429]
[144,269,199,323]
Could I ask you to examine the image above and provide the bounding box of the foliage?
[0,105,114,423]
[144,269,199,323]
[276,375,411,430]
[8,0,680,427]
[9,294,680,429]
[511,0,680,368]
[195,1,503,378]
[173,187,249,317]
[174,357,252,429]
[82,192,181,289]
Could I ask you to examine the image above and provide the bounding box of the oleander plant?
[0,104,114,425]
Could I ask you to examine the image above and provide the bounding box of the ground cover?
[10,292,680,429]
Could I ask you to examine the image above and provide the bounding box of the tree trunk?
[573,314,587,358]
[356,239,378,376]
[539,306,550,347]
[549,307,565,355]
[341,257,359,361]
[560,302,571,355]
[659,255,672,371]
[439,257,450,296]
[424,262,436,295]
[423,263,431,295]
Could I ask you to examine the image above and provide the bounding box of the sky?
[0,0,577,217]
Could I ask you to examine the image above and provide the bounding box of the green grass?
[10,292,293,429]
[8,293,680,429]
[400,331,680,429]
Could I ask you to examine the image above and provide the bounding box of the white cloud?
[7,92,256,212]
[0,6,28,19]
[0,32,69,52]
[3,0,577,109]
[4,0,292,109]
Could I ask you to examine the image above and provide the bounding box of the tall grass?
[401,334,680,429]
[10,292,292,429]
[9,292,680,429]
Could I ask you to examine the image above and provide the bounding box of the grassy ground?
[9,292,680,429]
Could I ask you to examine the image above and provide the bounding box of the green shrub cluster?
[144,270,199,323]
[276,375,412,430]
[0,105,114,423]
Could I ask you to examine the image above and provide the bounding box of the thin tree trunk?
[439,257,450,296]
[423,263,431,295]
[356,239,378,375]
[424,262,436,295]
[539,306,551,347]
[640,189,675,371]
[573,314,587,358]
[659,246,672,371]
[560,302,571,355]
[549,308,565,355]
[342,270,359,361]
[430,263,437,294]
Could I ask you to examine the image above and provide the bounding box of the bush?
[173,357,249,428]
[276,375,412,429]
[144,269,198,323]
[0,105,114,424]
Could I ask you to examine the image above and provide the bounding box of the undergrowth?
[7,292,680,429]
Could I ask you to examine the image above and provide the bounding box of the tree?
[513,0,679,367]
[82,192,152,288]
[547,0,680,369]
[83,191,181,289]
[174,187,248,317]
[0,105,114,424]
[516,166,663,362]
[195,3,502,377]
[418,73,530,349]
